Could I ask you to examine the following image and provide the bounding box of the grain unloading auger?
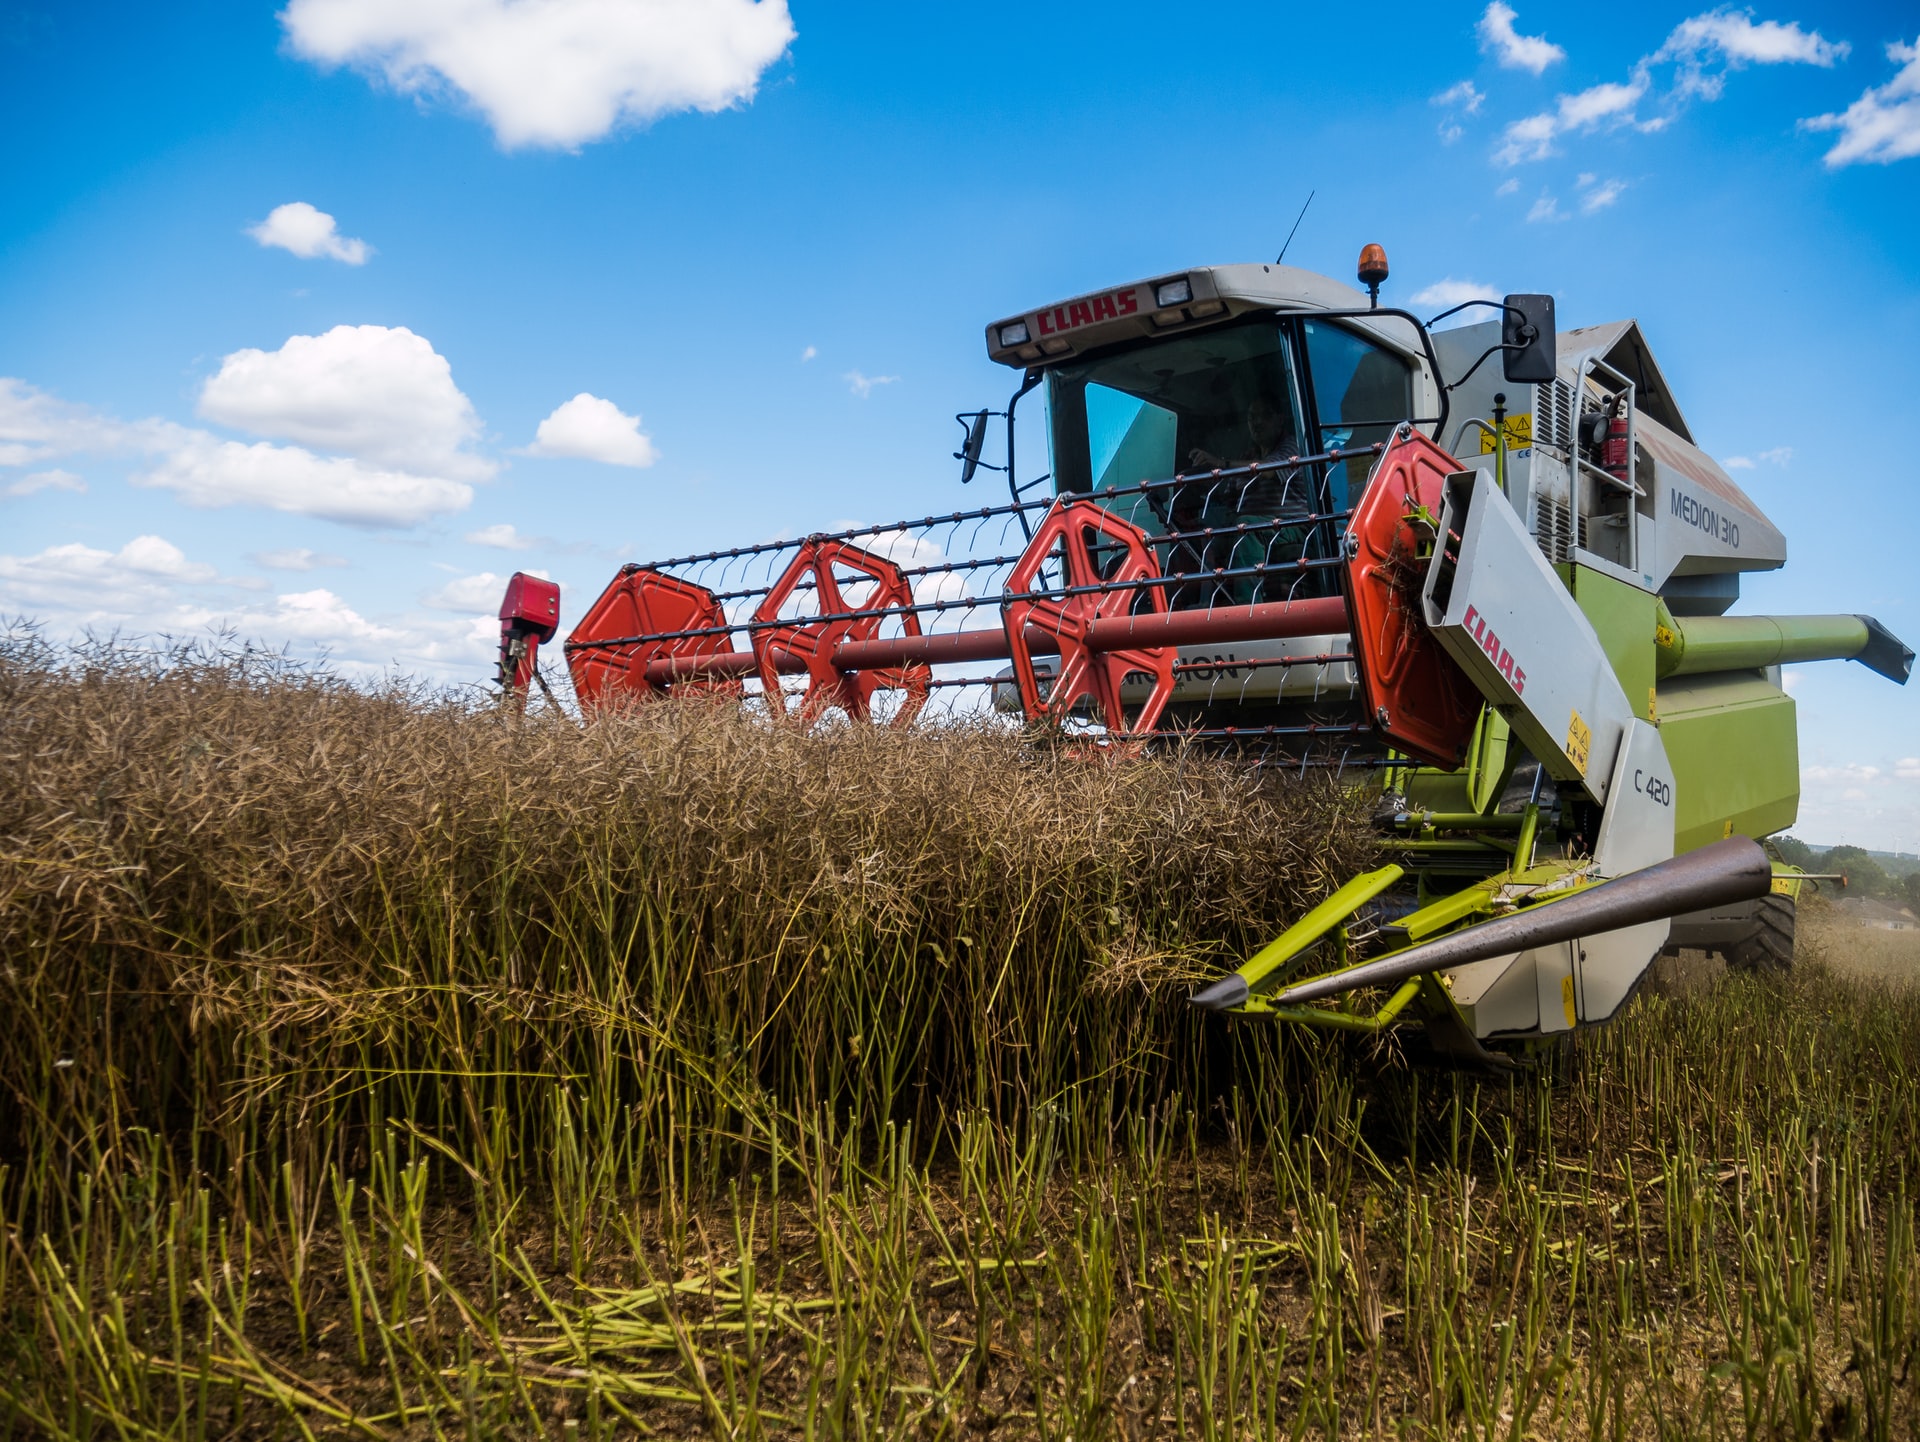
[498,244,1912,1065]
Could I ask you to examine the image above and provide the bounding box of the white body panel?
[1422,469,1636,803]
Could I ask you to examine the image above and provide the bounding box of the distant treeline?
[1774,835,1920,907]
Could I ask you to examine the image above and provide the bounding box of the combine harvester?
[497,245,1910,1066]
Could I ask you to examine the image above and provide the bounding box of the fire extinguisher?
[1602,397,1630,484]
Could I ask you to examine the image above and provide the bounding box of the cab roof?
[985,263,1425,369]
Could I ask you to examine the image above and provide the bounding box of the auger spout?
[1656,610,1913,684]
[1268,837,1773,1009]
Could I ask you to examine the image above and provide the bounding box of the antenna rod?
[1276,190,1315,265]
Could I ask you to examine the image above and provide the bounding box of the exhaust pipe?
[1243,837,1772,1010]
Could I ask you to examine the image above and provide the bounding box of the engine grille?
[1533,378,1577,453]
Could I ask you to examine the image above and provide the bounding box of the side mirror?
[954,409,991,485]
[1502,293,1557,384]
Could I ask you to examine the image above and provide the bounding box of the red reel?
[1001,500,1175,736]
[567,568,741,710]
[752,538,932,725]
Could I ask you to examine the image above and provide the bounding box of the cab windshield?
[1042,313,1416,605]
[1045,316,1319,605]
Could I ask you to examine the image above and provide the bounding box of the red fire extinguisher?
[1603,398,1630,483]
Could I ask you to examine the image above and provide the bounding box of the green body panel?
[1571,565,1658,721]
[1655,672,1799,852]
[1656,612,1871,680]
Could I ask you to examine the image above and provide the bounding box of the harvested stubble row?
[2,639,1918,1440]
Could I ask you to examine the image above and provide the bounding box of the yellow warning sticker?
[1560,973,1578,1028]
[1648,687,1659,724]
[1479,412,1534,453]
[1723,819,1736,839]
[1654,622,1676,649]
[1565,709,1592,776]
[1771,874,1797,896]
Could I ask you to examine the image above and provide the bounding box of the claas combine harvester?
[496,244,1911,1067]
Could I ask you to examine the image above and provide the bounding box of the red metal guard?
[1002,500,1176,734]
[567,568,740,709]
[751,538,932,724]
[1343,429,1481,767]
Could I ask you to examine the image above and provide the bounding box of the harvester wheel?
[1726,894,1795,973]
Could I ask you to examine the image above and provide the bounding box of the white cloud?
[247,202,372,263]
[135,434,473,527]
[1897,758,1920,781]
[254,547,348,571]
[1433,80,1486,113]
[1657,11,1846,100]
[0,534,500,680]
[6,468,86,496]
[424,569,536,612]
[844,371,898,399]
[1580,176,1626,212]
[0,378,158,467]
[0,535,221,626]
[523,392,658,467]
[281,0,797,150]
[1780,668,1802,692]
[1803,38,1920,168]
[845,528,968,610]
[1478,3,1564,74]
[1496,10,1850,166]
[1527,193,1567,222]
[1721,446,1792,470]
[465,522,536,550]
[1496,177,1522,195]
[800,345,817,362]
[1410,279,1501,323]
[198,324,490,481]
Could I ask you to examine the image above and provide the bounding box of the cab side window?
[1302,321,1413,506]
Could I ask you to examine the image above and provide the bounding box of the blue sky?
[2,0,1916,847]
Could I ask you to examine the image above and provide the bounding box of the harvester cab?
[501,244,1912,1067]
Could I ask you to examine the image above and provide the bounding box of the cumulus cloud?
[0,535,229,632]
[4,348,485,531]
[427,570,509,611]
[1897,757,1920,781]
[465,522,536,550]
[198,324,490,481]
[6,468,86,496]
[1658,10,1846,99]
[1496,177,1522,195]
[247,202,372,263]
[134,434,474,527]
[1527,193,1567,223]
[0,533,496,679]
[523,393,658,467]
[844,371,898,399]
[1410,279,1501,323]
[1478,3,1564,74]
[1803,38,1920,168]
[1494,9,1846,166]
[800,345,817,362]
[254,547,348,571]
[281,0,797,150]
